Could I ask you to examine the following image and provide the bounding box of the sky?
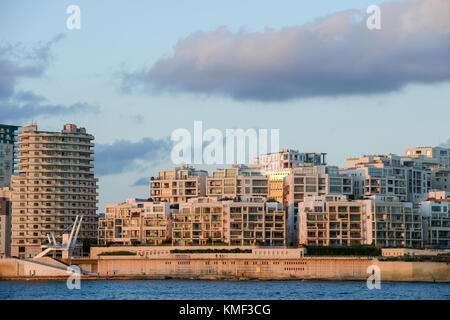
[1,0,449,211]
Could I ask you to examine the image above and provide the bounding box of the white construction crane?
[34,215,84,259]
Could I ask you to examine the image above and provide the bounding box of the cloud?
[95,137,173,176]
[1,101,100,122]
[132,177,149,187]
[0,34,99,122]
[121,0,450,101]
[439,138,450,148]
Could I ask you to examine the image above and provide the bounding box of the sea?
[0,280,449,300]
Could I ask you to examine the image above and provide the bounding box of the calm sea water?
[0,280,448,300]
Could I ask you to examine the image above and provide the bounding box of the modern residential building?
[98,198,172,245]
[0,124,20,188]
[430,167,450,192]
[343,154,430,203]
[0,188,12,258]
[284,164,353,246]
[363,196,423,248]
[266,170,291,203]
[173,197,226,245]
[228,198,285,246]
[149,166,207,204]
[251,149,326,171]
[405,146,450,168]
[172,197,285,246]
[206,165,269,199]
[298,194,422,248]
[10,124,98,258]
[298,195,364,246]
[420,191,450,248]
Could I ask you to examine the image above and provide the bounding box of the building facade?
[0,188,12,258]
[206,166,269,199]
[10,124,98,258]
[98,198,172,245]
[363,196,423,248]
[420,191,450,248]
[405,146,450,168]
[0,124,19,188]
[298,195,364,246]
[343,154,430,203]
[172,197,285,246]
[284,164,353,246]
[251,149,326,171]
[149,166,207,204]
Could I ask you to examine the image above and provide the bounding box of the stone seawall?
[97,257,450,282]
[1,257,449,282]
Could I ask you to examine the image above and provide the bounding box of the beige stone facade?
[284,164,353,246]
[98,198,172,245]
[172,197,285,246]
[206,166,269,199]
[149,166,207,204]
[10,124,98,258]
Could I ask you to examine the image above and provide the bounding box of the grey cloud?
[0,101,100,122]
[0,34,99,122]
[95,137,173,176]
[132,177,150,187]
[121,0,450,101]
[0,34,65,100]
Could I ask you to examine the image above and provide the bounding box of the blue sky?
[1,0,449,211]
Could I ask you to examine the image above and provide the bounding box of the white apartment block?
[405,146,450,168]
[298,195,364,246]
[284,164,354,246]
[149,166,207,204]
[298,195,422,248]
[362,196,423,248]
[172,197,285,246]
[98,198,172,245]
[430,167,450,192]
[343,154,430,203]
[251,149,326,171]
[10,124,99,258]
[207,165,269,199]
[420,191,450,248]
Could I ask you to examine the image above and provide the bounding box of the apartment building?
[0,124,19,188]
[430,167,450,192]
[420,191,450,248]
[149,166,207,204]
[363,196,423,248]
[266,170,291,203]
[173,197,226,245]
[251,149,326,171]
[343,154,430,203]
[405,146,450,168]
[98,198,172,245]
[298,195,364,246]
[172,197,286,246]
[0,188,12,258]
[10,124,98,258]
[298,194,422,248]
[228,199,285,246]
[284,164,353,246]
[206,165,269,199]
